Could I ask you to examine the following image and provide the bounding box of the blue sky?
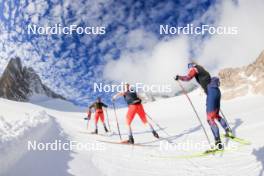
[0,0,263,106]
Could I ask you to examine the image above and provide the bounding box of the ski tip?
[203,148,224,154]
[221,134,251,145]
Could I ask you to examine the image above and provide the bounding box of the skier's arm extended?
[112,92,125,101]
[88,103,95,111]
[177,67,198,81]
[86,103,94,119]
[102,102,108,108]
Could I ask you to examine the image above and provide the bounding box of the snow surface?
[0,90,264,176]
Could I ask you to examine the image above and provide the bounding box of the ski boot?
[225,128,234,138]
[91,129,98,134]
[122,135,135,144]
[152,130,159,139]
[128,135,135,144]
[215,139,223,150]
[104,126,109,133]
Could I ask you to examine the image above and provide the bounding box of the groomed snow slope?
[0,91,264,176]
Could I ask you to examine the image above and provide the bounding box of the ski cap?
[187,62,197,69]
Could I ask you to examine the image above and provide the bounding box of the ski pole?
[85,110,91,130]
[219,109,232,132]
[145,113,170,137]
[105,108,111,132]
[177,81,212,147]
[87,119,90,130]
[112,102,122,140]
[84,117,90,129]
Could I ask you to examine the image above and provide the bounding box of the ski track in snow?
[0,92,264,176]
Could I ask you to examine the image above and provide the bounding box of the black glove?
[87,110,91,119]
[174,75,179,81]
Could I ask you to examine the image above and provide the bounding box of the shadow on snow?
[5,118,74,176]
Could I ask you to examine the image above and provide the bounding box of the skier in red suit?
[112,83,159,144]
[88,97,109,134]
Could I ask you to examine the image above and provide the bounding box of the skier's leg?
[93,112,99,134]
[136,104,148,125]
[217,115,228,130]
[126,105,136,143]
[217,115,232,136]
[99,112,108,132]
[127,125,134,144]
[126,105,137,126]
[137,104,159,138]
[207,112,220,141]
[128,125,133,136]
[208,120,224,150]
[148,123,154,131]
[100,111,105,123]
[215,89,232,134]
[207,88,223,149]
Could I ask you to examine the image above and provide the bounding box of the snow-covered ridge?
[0,111,50,144]
[0,111,52,175]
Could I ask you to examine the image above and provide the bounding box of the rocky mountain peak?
[219,50,264,99]
[0,57,65,101]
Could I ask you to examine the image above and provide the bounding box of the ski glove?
[174,75,179,81]
[87,110,91,119]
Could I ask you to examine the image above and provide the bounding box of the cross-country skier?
[175,62,232,149]
[88,97,109,134]
[112,83,159,144]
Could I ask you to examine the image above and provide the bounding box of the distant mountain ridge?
[219,50,264,99]
[0,57,65,101]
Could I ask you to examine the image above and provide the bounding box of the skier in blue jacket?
[175,62,232,149]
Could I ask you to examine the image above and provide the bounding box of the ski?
[134,137,172,145]
[96,139,156,147]
[188,148,226,158]
[149,148,229,159]
[204,148,224,154]
[78,131,114,137]
[221,134,251,145]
